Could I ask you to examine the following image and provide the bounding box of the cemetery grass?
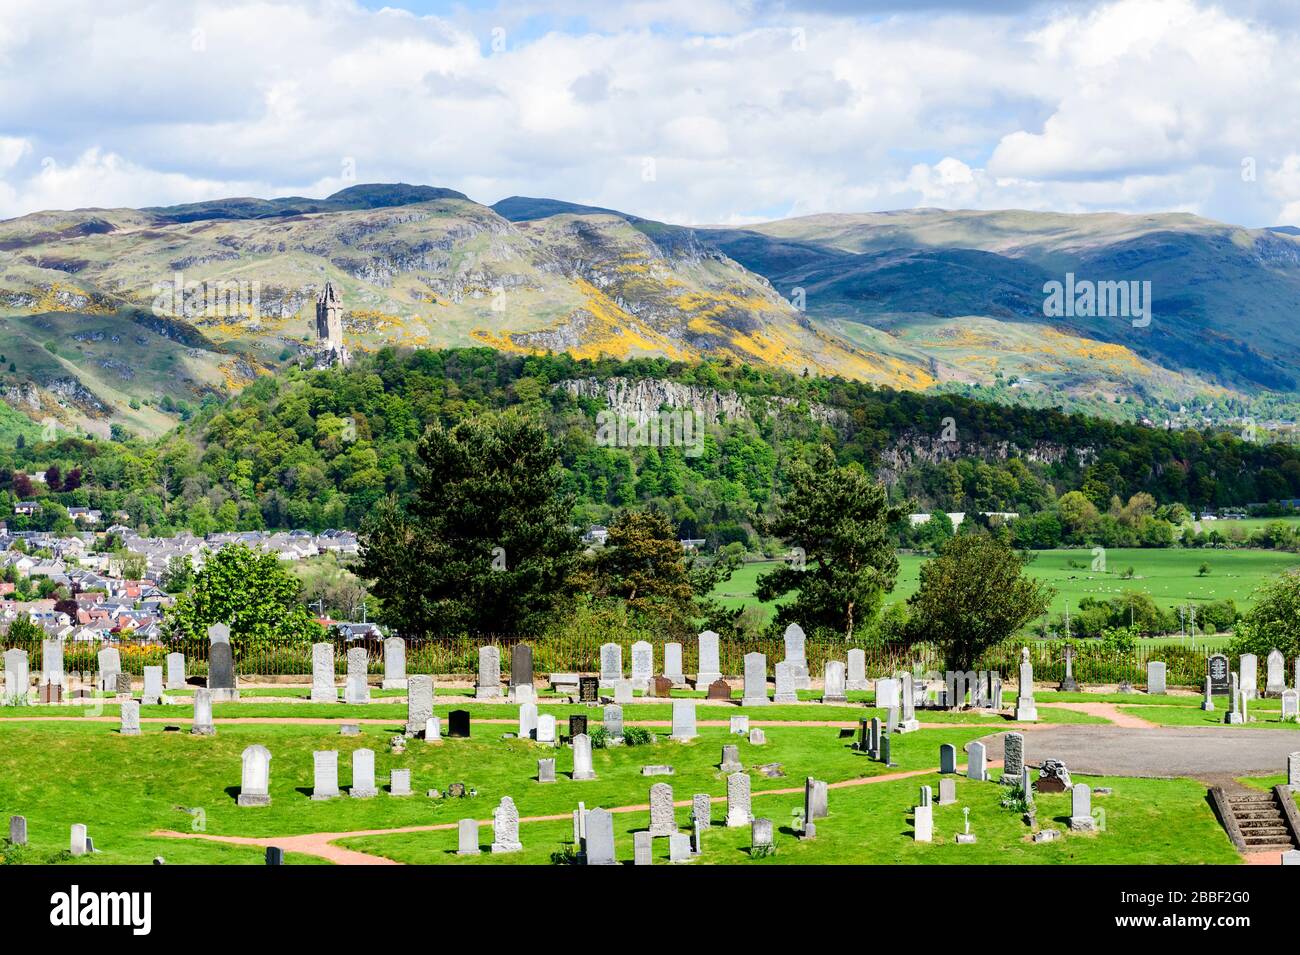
[1121,702,1299,730]
[0,699,1110,725]
[339,771,1238,866]
[0,721,1001,864]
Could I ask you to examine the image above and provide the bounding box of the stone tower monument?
[312,281,350,367]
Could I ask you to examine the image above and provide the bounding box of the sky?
[2,0,1300,226]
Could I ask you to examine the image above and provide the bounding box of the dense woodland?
[0,347,1298,549]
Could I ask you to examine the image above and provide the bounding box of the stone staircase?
[1212,787,1299,852]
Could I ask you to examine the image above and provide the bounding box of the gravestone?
[70,824,88,857]
[1202,676,1216,712]
[312,750,340,799]
[725,771,752,827]
[310,643,337,702]
[603,704,624,739]
[1267,649,1286,696]
[536,713,557,744]
[1208,653,1230,694]
[599,643,622,688]
[237,744,272,806]
[649,782,677,836]
[1240,653,1258,701]
[782,623,811,689]
[650,675,673,698]
[897,671,919,732]
[569,713,588,738]
[692,792,712,831]
[119,699,141,735]
[730,715,749,735]
[706,679,731,701]
[457,818,480,856]
[390,769,411,796]
[572,734,596,780]
[447,709,470,738]
[805,777,828,820]
[350,749,377,798]
[165,652,185,691]
[668,832,693,862]
[670,699,697,741]
[550,673,579,695]
[846,648,868,692]
[749,728,766,745]
[641,765,674,776]
[3,649,28,704]
[913,803,933,842]
[1003,732,1024,784]
[406,675,434,735]
[510,644,533,695]
[1146,660,1167,695]
[1282,689,1299,722]
[823,661,847,704]
[191,687,215,735]
[919,784,932,807]
[585,807,616,864]
[9,815,26,846]
[696,630,722,687]
[1070,783,1095,831]
[491,796,522,853]
[967,741,987,781]
[751,818,774,852]
[634,830,652,865]
[115,672,132,696]
[475,646,501,700]
[208,627,238,701]
[773,662,797,704]
[578,677,599,703]
[613,679,633,704]
[1289,752,1300,789]
[424,716,441,741]
[938,777,956,806]
[630,641,653,691]
[518,702,539,740]
[1014,648,1037,720]
[720,744,743,773]
[663,642,685,686]
[742,652,768,706]
[382,637,407,690]
[97,647,121,693]
[344,647,370,705]
[875,677,900,710]
[939,743,957,774]
[142,666,164,705]
[1058,644,1079,692]
[537,758,556,783]
[41,638,64,690]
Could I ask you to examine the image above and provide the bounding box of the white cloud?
[0,0,1298,225]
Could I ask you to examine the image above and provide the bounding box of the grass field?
[711,548,1300,633]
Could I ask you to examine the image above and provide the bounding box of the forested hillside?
[0,347,1298,544]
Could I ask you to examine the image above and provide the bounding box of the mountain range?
[1,182,1297,437]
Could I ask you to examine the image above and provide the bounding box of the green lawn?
[1123,703,1299,730]
[713,549,1300,629]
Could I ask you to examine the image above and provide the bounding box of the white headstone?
[491,796,522,853]
[742,653,768,706]
[42,638,65,690]
[726,771,752,827]
[875,677,899,709]
[966,740,987,781]
[670,699,697,741]
[142,665,164,705]
[1146,660,1167,695]
[518,701,539,740]
[457,818,480,855]
[312,750,340,799]
[664,642,685,685]
[1069,783,1095,831]
[1266,649,1286,695]
[914,803,933,842]
[476,645,501,700]
[1240,653,1258,700]
[3,649,29,704]
[536,713,557,744]
[782,623,810,689]
[572,734,596,780]
[823,660,847,704]
[237,744,272,806]
[846,648,868,691]
[191,687,215,735]
[350,748,377,798]
[599,643,622,686]
[773,661,797,703]
[696,630,721,687]
[165,651,185,691]
[630,640,653,691]
[310,643,337,702]
[382,636,408,690]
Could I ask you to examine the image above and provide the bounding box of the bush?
[622,726,653,746]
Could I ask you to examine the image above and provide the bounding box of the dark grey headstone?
[569,713,588,739]
[578,677,599,703]
[511,645,534,689]
[209,642,236,690]
[265,846,284,865]
[448,709,471,738]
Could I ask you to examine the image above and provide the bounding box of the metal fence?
[0,633,1240,689]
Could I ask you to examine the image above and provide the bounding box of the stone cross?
[696,630,722,687]
[491,796,523,853]
[310,643,337,702]
[237,744,272,806]
[1014,648,1037,720]
[382,637,407,690]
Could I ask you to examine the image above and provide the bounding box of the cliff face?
[875,430,1096,483]
[557,376,851,429]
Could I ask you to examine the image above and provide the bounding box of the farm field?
[711,549,1300,633]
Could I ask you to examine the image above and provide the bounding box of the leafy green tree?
[756,446,905,639]
[163,544,323,651]
[587,510,696,630]
[1231,570,1300,658]
[160,555,195,593]
[358,413,580,637]
[905,536,1053,670]
[6,614,42,643]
